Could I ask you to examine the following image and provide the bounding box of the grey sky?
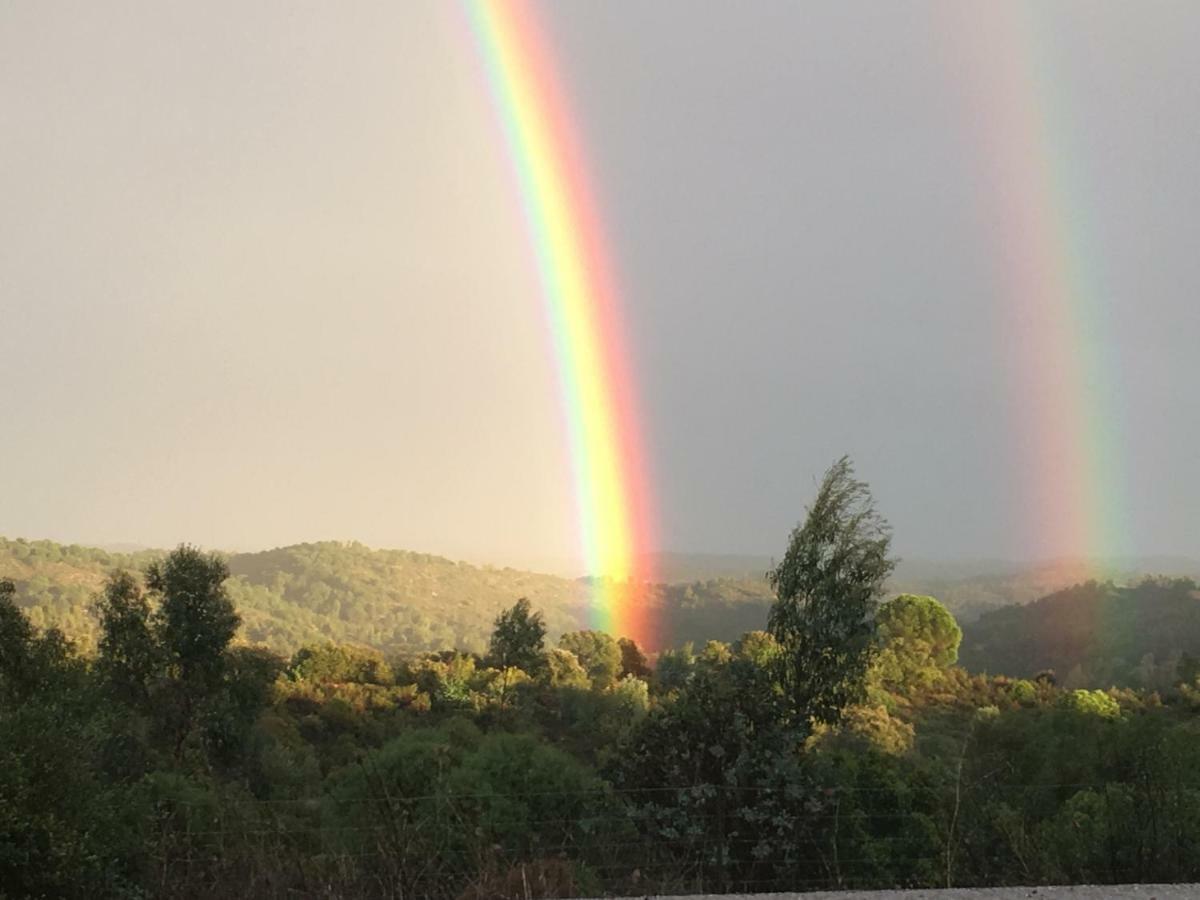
[2,2,1197,571]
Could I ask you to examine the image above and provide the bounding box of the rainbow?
[956,3,1127,565]
[462,0,657,645]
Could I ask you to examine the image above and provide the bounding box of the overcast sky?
[2,2,1197,571]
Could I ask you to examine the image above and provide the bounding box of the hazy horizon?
[3,2,1197,569]
[4,530,1198,586]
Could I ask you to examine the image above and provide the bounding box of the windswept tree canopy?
[768,456,896,726]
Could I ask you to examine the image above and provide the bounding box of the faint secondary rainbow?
[956,2,1128,567]
[463,0,657,644]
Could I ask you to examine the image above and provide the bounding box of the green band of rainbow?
[463,0,657,644]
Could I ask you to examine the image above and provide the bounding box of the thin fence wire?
[159,779,1200,807]
[137,779,1200,899]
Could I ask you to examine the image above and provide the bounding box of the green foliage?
[409,652,479,710]
[89,546,243,759]
[961,577,1200,688]
[653,642,695,693]
[93,569,159,707]
[1010,678,1038,705]
[12,536,1191,672]
[204,645,286,766]
[612,673,651,716]
[0,537,786,661]
[10,534,1200,896]
[0,699,141,898]
[148,545,239,690]
[487,597,546,673]
[558,629,622,689]
[735,629,783,667]
[542,647,590,689]
[613,642,799,888]
[1061,688,1121,719]
[289,642,392,684]
[618,635,651,678]
[810,702,916,756]
[322,725,616,896]
[0,578,35,698]
[874,593,962,690]
[0,587,141,898]
[768,456,896,726]
[448,732,611,855]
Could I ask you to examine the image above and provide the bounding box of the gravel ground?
[640,887,1195,900]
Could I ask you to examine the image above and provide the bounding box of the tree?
[653,642,695,694]
[768,456,896,727]
[145,545,240,756]
[558,630,622,689]
[1061,689,1121,719]
[487,597,546,673]
[874,594,962,690]
[94,570,159,707]
[0,580,80,703]
[149,546,239,681]
[614,642,797,889]
[618,636,651,678]
[0,579,34,697]
[410,652,478,710]
[0,581,141,898]
[204,645,286,766]
[289,642,392,684]
[542,648,590,689]
[735,630,783,668]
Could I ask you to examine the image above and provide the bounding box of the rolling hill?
[0,537,776,656]
[960,576,1200,688]
[5,535,1198,681]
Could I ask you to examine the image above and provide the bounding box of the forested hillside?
[8,464,1200,898]
[961,577,1200,689]
[0,537,776,656]
[648,553,1200,622]
[890,556,1200,621]
[7,536,1200,684]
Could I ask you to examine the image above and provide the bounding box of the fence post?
[716,784,729,893]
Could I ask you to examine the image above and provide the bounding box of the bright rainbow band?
[464,0,657,646]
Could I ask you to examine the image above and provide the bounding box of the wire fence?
[135,778,1200,899]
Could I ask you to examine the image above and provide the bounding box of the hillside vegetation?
[961,577,1200,689]
[7,536,1200,684]
[0,537,776,656]
[8,461,1200,898]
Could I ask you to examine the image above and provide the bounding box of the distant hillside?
[7,535,1197,672]
[0,537,775,657]
[641,552,774,583]
[645,552,1200,623]
[891,556,1200,622]
[0,539,162,642]
[960,577,1200,688]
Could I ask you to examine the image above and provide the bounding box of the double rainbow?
[463,0,1129,644]
[464,0,657,645]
